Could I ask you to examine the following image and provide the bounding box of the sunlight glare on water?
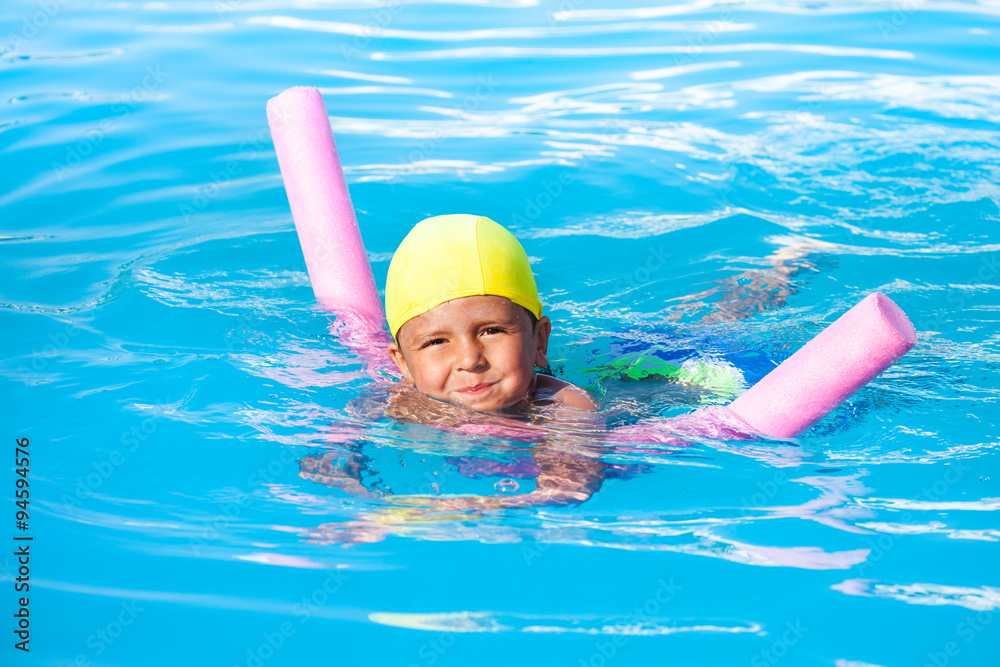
[2,0,999,665]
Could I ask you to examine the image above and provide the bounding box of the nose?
[455,335,488,373]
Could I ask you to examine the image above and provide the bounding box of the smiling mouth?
[456,382,496,395]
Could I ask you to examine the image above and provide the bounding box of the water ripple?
[135,22,237,32]
[314,68,413,84]
[554,0,1000,21]
[110,0,543,9]
[632,60,743,80]
[317,85,453,98]
[1,48,125,63]
[247,15,756,39]
[369,610,762,635]
[833,579,1000,611]
[372,43,914,61]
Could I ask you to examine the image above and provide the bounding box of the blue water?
[3,1,999,665]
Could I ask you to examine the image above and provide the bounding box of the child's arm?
[304,436,609,545]
[299,447,380,499]
[666,238,835,323]
[405,442,607,510]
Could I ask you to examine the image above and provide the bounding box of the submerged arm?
[299,446,381,499]
[304,440,608,546]
[666,239,833,323]
[398,443,607,512]
[301,381,612,544]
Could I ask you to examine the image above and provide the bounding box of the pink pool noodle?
[264,88,916,440]
[725,292,917,438]
[267,86,385,332]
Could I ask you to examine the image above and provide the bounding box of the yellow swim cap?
[385,214,543,339]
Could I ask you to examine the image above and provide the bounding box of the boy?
[299,215,608,529]
[383,214,598,415]
[300,215,825,542]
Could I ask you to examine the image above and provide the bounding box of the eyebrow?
[407,316,522,343]
[410,329,449,342]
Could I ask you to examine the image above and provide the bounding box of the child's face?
[387,295,551,411]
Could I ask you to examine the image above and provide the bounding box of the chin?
[453,394,518,412]
[455,399,499,412]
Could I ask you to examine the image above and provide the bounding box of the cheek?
[410,355,449,387]
[501,338,535,375]
[520,334,539,365]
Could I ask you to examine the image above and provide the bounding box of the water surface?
[2,1,999,665]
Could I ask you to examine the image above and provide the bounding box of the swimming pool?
[3,0,999,664]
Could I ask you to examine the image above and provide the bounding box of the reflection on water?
[4,0,1000,663]
[246,15,758,39]
[369,609,764,635]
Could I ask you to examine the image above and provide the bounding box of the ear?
[533,315,551,368]
[387,342,414,384]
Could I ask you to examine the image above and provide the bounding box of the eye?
[482,326,507,336]
[419,338,446,349]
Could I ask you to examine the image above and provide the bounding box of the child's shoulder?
[534,374,598,411]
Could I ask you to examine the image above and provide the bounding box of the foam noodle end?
[726,292,917,438]
[267,86,387,337]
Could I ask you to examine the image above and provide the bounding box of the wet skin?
[302,247,818,543]
[387,295,594,412]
